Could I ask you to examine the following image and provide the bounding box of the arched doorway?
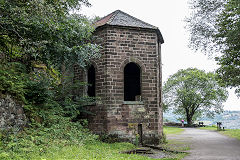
[87,65,95,97]
[124,62,141,101]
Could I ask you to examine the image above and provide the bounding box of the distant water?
[221,120,240,129]
[163,110,240,129]
[205,111,240,129]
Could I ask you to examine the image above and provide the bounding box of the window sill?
[123,101,144,105]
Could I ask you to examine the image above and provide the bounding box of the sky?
[81,0,240,111]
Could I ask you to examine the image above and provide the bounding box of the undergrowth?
[0,108,98,160]
[0,62,186,160]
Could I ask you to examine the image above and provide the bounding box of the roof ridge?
[107,10,120,24]
[115,10,157,29]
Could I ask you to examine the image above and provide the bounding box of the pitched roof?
[94,10,164,44]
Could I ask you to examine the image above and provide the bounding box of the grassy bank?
[1,142,158,160]
[0,126,187,160]
[200,126,240,141]
[220,129,240,141]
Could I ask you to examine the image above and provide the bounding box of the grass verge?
[220,129,240,141]
[200,126,240,141]
[0,140,187,160]
[0,126,187,160]
[199,126,218,131]
[162,126,189,160]
[163,126,184,135]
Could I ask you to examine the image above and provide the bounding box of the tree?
[0,0,100,71]
[186,0,240,95]
[0,0,101,121]
[163,68,228,125]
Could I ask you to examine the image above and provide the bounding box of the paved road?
[167,128,240,160]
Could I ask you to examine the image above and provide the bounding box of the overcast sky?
[81,0,240,111]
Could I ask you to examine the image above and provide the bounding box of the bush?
[0,61,100,159]
[0,62,28,102]
[0,109,98,159]
[98,134,122,143]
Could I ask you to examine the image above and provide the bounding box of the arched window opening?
[87,65,95,97]
[124,62,141,101]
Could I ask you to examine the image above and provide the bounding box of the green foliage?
[52,72,99,119]
[159,132,167,144]
[163,68,228,125]
[0,0,101,118]
[0,137,186,160]
[0,1,105,159]
[186,0,240,95]
[98,134,122,143]
[0,0,100,70]
[215,0,240,95]
[0,62,29,102]
[0,61,98,124]
[135,134,140,147]
[0,125,187,160]
[0,109,98,160]
[25,78,52,106]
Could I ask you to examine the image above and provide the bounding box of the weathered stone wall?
[75,25,163,144]
[74,26,109,133]
[0,95,27,130]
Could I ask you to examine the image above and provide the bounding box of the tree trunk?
[187,116,192,126]
[186,108,193,126]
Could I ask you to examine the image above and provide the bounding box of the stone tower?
[75,10,164,144]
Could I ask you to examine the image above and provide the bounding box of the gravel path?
[167,128,240,160]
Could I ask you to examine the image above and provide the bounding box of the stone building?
[75,10,164,144]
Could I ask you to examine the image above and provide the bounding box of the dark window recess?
[124,62,141,101]
[87,65,95,97]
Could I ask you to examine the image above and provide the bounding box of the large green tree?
[0,0,100,120]
[163,68,228,125]
[186,0,240,95]
[0,0,100,70]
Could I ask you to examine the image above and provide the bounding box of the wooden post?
[138,123,143,145]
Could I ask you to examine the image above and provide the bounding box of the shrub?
[0,109,98,159]
[0,62,28,102]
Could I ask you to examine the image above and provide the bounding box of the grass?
[199,126,240,141]
[29,142,161,160]
[162,126,189,160]
[163,139,190,152]
[1,126,187,160]
[220,129,240,141]
[1,141,186,160]
[199,126,218,131]
[163,126,184,135]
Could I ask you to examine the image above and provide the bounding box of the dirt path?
[167,128,240,160]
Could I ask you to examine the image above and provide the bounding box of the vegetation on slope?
[0,125,188,160]
[200,126,240,141]
[220,129,240,141]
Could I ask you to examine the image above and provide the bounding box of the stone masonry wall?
[101,26,162,144]
[0,95,27,131]
[75,25,163,144]
[74,26,109,133]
